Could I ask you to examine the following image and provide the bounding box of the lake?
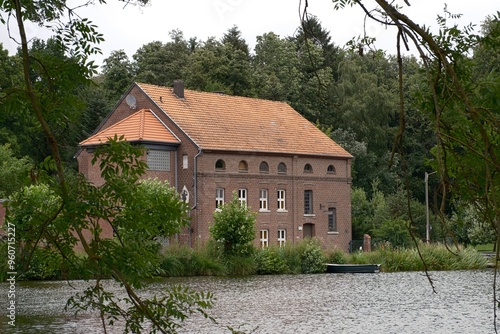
[0,270,498,333]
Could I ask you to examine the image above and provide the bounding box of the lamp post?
[425,171,437,243]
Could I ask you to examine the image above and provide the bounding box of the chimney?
[173,80,184,98]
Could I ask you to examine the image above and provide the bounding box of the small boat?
[326,263,381,274]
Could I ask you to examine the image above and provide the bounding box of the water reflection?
[0,270,497,333]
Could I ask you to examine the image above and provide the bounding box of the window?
[216,188,225,210]
[259,189,269,211]
[259,161,269,173]
[215,159,226,170]
[147,149,170,171]
[304,190,313,215]
[328,207,337,232]
[238,160,248,172]
[278,229,286,247]
[182,154,188,169]
[238,188,247,208]
[277,162,287,174]
[327,165,336,174]
[304,163,313,173]
[277,190,286,211]
[260,229,269,248]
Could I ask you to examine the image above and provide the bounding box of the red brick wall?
[78,85,353,251]
[195,152,352,251]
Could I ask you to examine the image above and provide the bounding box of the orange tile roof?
[137,83,352,158]
[80,109,180,146]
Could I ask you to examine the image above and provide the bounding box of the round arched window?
[278,162,287,174]
[327,165,336,174]
[304,163,313,173]
[238,160,248,172]
[259,161,269,173]
[215,159,226,170]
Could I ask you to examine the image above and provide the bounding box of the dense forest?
[0,14,498,245]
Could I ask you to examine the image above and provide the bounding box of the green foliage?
[159,243,226,277]
[372,243,488,272]
[7,137,213,331]
[66,284,215,334]
[326,249,349,264]
[255,247,288,274]
[21,247,63,280]
[299,239,326,274]
[210,192,256,257]
[222,255,257,276]
[450,203,497,246]
[373,218,412,249]
[0,144,32,198]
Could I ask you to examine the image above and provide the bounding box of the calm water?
[0,270,498,333]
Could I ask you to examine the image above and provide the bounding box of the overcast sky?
[1,0,498,67]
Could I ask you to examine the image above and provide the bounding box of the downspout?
[292,155,297,245]
[190,148,203,247]
[174,150,178,191]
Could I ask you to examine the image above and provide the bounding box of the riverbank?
[0,240,489,282]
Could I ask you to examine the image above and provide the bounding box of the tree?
[252,32,302,102]
[1,1,216,332]
[210,192,256,256]
[324,0,499,303]
[101,49,135,101]
[0,144,32,198]
[8,137,215,332]
[183,36,253,96]
[222,25,250,57]
[133,30,191,86]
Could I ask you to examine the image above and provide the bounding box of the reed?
[346,243,489,272]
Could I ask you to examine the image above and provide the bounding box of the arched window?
[304,163,313,173]
[215,159,226,171]
[238,160,248,172]
[278,162,287,174]
[259,161,269,173]
[327,165,336,174]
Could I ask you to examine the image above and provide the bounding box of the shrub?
[21,248,63,280]
[255,247,288,274]
[300,239,326,274]
[326,249,349,264]
[223,255,257,276]
[210,193,256,257]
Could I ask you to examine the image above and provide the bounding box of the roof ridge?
[136,82,290,105]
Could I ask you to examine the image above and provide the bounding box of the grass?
[339,242,489,272]
[474,244,494,252]
[2,240,490,282]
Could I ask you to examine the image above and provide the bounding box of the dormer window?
[278,162,287,174]
[238,160,248,172]
[215,159,226,171]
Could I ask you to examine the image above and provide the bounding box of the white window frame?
[182,154,188,169]
[259,189,269,212]
[216,188,224,210]
[238,188,247,208]
[277,190,286,212]
[278,229,286,247]
[260,229,269,248]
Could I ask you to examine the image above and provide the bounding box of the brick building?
[77,81,353,250]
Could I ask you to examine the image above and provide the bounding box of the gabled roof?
[137,83,352,158]
[80,108,180,146]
